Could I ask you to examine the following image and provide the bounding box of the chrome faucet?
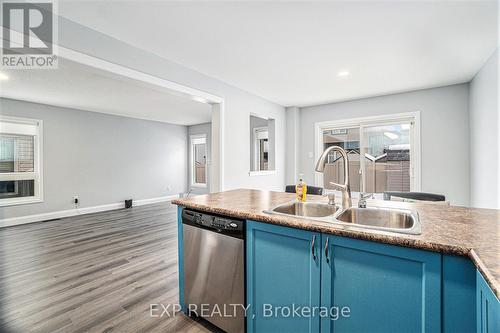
[323,191,336,206]
[357,168,373,208]
[358,192,374,208]
[315,146,352,209]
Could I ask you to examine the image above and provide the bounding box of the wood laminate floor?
[0,203,217,333]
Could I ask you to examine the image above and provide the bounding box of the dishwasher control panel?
[212,217,241,230]
[182,209,245,237]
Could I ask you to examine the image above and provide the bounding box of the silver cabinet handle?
[311,235,316,260]
[325,238,330,263]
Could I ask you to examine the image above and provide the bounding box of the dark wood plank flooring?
[0,203,214,333]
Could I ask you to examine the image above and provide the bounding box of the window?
[315,113,420,195]
[0,117,42,206]
[190,135,207,187]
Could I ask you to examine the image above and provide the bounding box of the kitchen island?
[172,189,499,333]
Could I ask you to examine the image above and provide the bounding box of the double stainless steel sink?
[264,201,421,235]
[270,201,340,218]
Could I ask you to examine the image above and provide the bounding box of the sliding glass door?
[322,127,361,192]
[318,114,419,196]
[360,122,412,193]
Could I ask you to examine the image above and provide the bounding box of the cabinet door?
[321,235,441,333]
[442,255,476,333]
[477,270,500,333]
[246,221,321,333]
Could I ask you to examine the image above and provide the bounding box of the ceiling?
[59,1,498,107]
[0,58,212,125]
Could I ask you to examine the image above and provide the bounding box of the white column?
[285,106,300,185]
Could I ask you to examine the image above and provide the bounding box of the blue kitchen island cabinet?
[247,221,442,333]
[321,235,441,333]
[246,221,321,333]
[477,270,500,333]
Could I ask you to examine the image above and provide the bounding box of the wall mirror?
[249,114,275,173]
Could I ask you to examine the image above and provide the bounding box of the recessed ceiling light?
[337,70,350,77]
[0,72,9,81]
[384,132,399,140]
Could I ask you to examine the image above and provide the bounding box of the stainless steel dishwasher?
[182,209,245,333]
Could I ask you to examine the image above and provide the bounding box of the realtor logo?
[1,0,57,68]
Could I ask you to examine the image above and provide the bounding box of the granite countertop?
[172,189,500,298]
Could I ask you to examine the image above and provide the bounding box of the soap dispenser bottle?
[296,174,307,202]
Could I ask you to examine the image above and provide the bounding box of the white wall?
[188,122,211,195]
[0,98,188,219]
[296,84,470,206]
[469,49,499,209]
[57,16,286,193]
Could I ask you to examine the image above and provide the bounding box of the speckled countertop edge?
[172,189,500,299]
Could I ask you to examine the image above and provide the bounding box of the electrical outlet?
[73,196,79,205]
[166,185,172,192]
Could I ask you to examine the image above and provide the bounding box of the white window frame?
[0,116,43,207]
[314,112,421,192]
[190,134,207,188]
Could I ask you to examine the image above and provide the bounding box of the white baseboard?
[0,195,178,228]
[133,195,178,206]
